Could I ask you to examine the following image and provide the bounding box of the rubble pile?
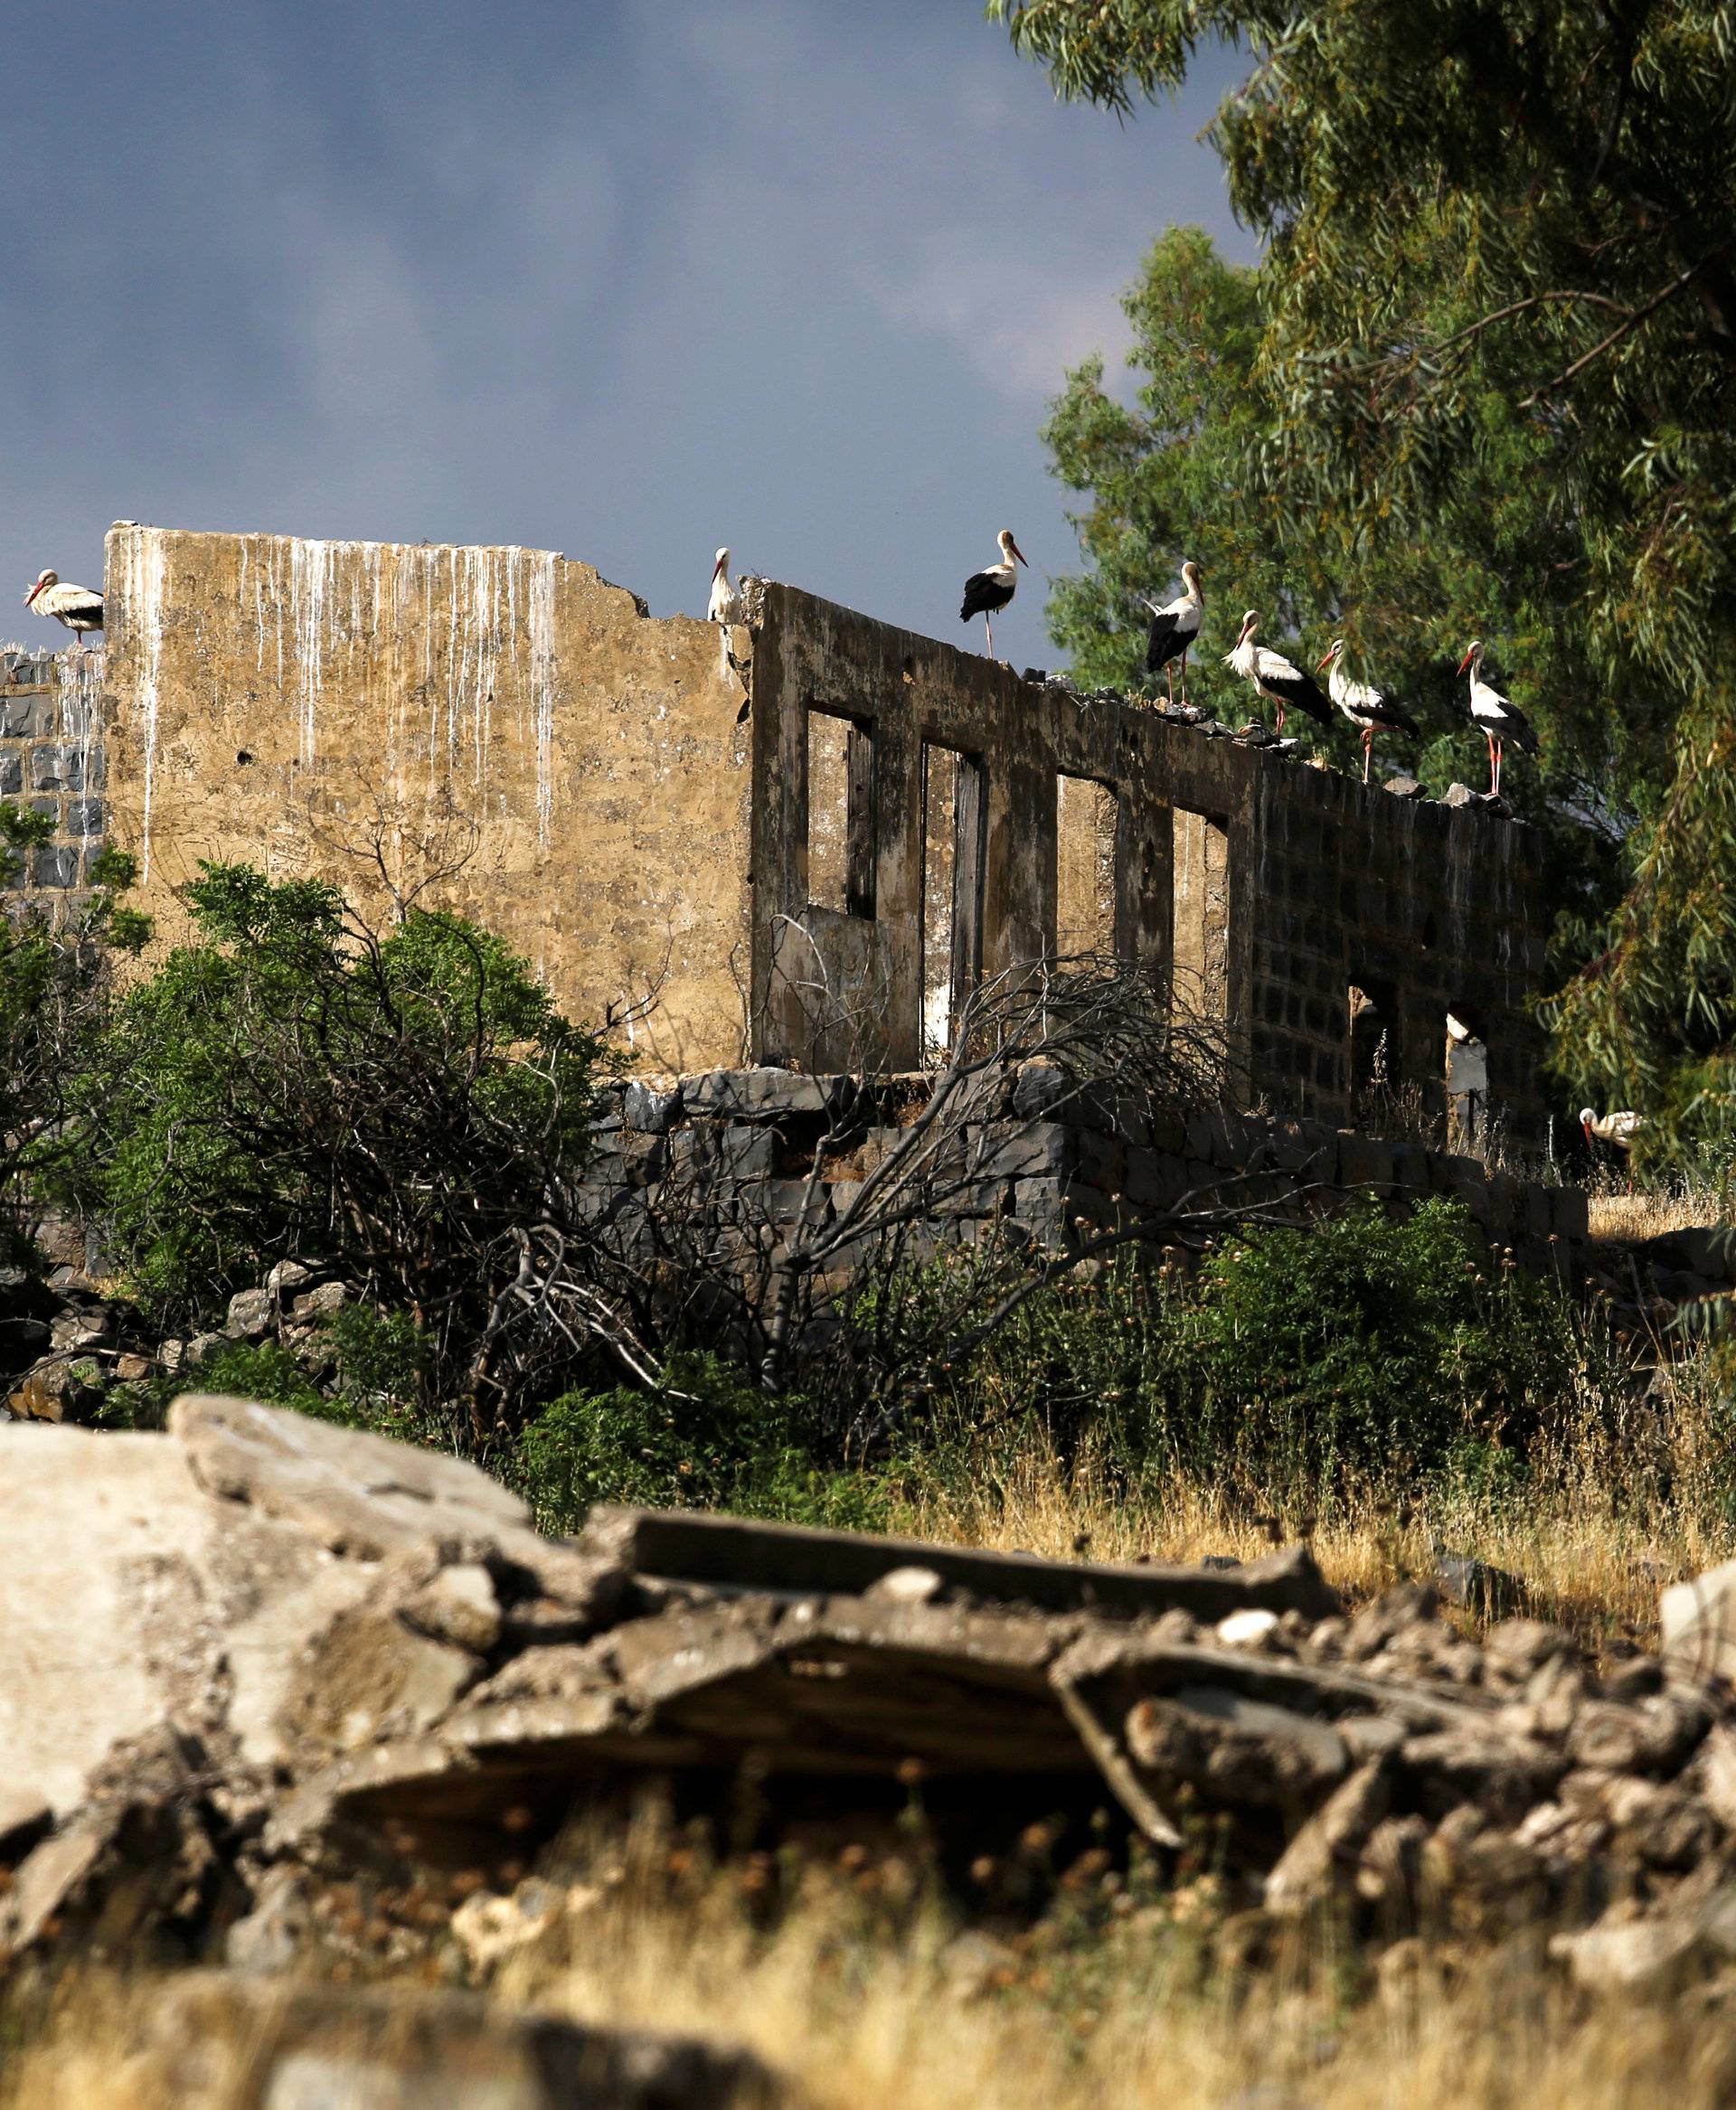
[5,1396,1736,2020]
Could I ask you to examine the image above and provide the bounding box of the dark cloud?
[1,1,1251,674]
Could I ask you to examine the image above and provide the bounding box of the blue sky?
[3,2,1251,674]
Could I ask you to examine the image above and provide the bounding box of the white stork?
[1142,560,1203,705]
[1581,1107,1645,1190]
[708,547,743,626]
[1581,1107,1644,1153]
[1457,641,1538,796]
[24,570,103,653]
[1315,639,1422,783]
[1222,610,1332,733]
[959,530,1027,659]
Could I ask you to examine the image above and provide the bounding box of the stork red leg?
[1165,659,1175,705]
[1363,729,1373,784]
[1178,645,1188,705]
[984,616,995,658]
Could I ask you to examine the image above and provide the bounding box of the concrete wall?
[79,532,1548,1144]
[101,525,753,1072]
[746,584,1549,1144]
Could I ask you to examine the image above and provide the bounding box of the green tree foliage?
[994,0,1736,1149]
[1043,228,1628,937]
[68,863,611,1440]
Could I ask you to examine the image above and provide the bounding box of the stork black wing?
[1145,611,1184,674]
[1268,671,1333,727]
[1497,699,1540,754]
[960,570,1014,622]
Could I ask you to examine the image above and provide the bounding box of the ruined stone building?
[0,522,1547,1157]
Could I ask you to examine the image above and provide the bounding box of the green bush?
[63,863,614,1440]
[510,1352,890,1537]
[929,1200,1580,1501]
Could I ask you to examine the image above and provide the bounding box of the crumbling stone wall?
[84,530,1549,1146]
[0,649,107,917]
[585,1064,1588,1285]
[746,583,1549,1145]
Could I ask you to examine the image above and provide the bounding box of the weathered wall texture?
[747,584,1549,1143]
[0,650,107,915]
[83,532,1547,1143]
[101,524,753,1072]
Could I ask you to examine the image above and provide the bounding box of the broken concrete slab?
[579,1504,1342,1624]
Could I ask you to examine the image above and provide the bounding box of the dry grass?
[883,1340,1736,1652]
[14,1876,1736,2110]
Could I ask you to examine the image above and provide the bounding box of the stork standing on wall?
[708,547,743,626]
[23,570,103,654]
[1142,561,1203,704]
[1457,641,1538,796]
[959,530,1027,659]
[1315,638,1422,783]
[1222,610,1332,732]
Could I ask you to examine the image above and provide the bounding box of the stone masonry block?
[622,1079,677,1133]
[0,751,21,796]
[64,799,103,839]
[1549,1186,1590,1239]
[974,1121,1076,1182]
[680,1068,854,1121]
[30,746,84,793]
[0,697,53,739]
[1075,1127,1124,1194]
[1120,1147,1186,1210]
[30,844,78,890]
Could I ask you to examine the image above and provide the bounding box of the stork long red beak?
[712,554,726,582]
[1457,648,1475,675]
[1314,647,1335,673]
[23,581,41,607]
[1010,540,1028,568]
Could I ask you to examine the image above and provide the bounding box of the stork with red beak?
[1457,641,1538,796]
[24,570,104,653]
[1315,638,1421,783]
[707,547,742,626]
[960,529,1027,659]
[1222,610,1332,733]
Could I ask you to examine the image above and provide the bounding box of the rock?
[1265,1758,1392,1917]
[291,1279,350,1323]
[188,1330,226,1364]
[157,1337,185,1372]
[1552,1913,1705,1994]
[0,1786,52,1860]
[1201,1554,1242,1572]
[449,1876,581,1975]
[864,1565,944,1606]
[9,1353,105,1423]
[1382,776,1425,798]
[1216,1608,1280,1647]
[266,1258,316,1296]
[1431,1550,1524,1617]
[132,1972,780,2110]
[224,1286,276,1341]
[1483,1619,1573,1680]
[1697,1722,1736,1829]
[172,1392,530,1559]
[115,1352,155,1382]
[1662,1559,1736,1682]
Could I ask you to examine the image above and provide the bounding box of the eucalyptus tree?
[995,0,1736,1150]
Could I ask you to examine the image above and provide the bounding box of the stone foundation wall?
[583,1064,1589,1284]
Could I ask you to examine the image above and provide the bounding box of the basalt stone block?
[0,698,52,739]
[623,1079,678,1133]
[64,798,102,838]
[681,1067,853,1121]
[975,1120,1075,1181]
[0,752,21,796]
[30,746,83,793]
[1336,1133,1394,1190]
[30,844,77,890]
